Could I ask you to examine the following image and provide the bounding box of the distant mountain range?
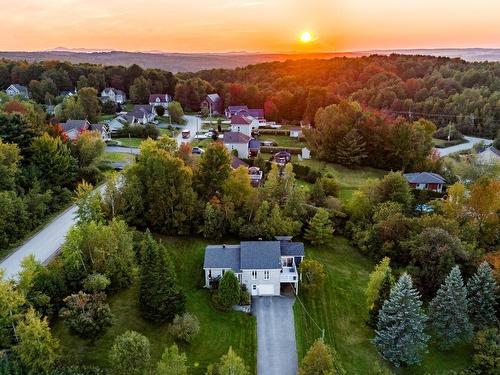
[0,48,499,73]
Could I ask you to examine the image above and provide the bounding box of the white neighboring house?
[477,146,500,165]
[230,114,259,137]
[223,132,251,158]
[107,116,128,132]
[290,128,302,138]
[101,88,126,104]
[59,119,110,141]
[6,84,29,99]
[149,94,171,109]
[125,105,156,125]
[203,237,304,296]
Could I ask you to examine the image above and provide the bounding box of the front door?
[251,284,258,296]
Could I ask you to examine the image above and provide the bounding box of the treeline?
[0,96,105,252]
[0,59,177,105]
[193,54,500,137]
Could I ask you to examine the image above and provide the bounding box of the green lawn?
[115,137,143,148]
[159,128,179,138]
[102,152,136,163]
[52,237,256,374]
[294,236,472,374]
[258,135,305,148]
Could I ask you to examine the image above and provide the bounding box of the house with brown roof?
[149,94,171,109]
[230,114,259,137]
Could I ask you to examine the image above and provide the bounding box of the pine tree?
[373,273,429,367]
[218,270,240,309]
[335,128,367,166]
[467,261,498,329]
[368,269,394,328]
[298,338,345,375]
[157,344,188,375]
[429,266,472,349]
[139,232,186,323]
[304,208,334,245]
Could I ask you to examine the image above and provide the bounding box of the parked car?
[182,129,191,139]
[192,147,205,155]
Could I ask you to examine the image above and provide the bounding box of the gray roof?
[403,172,446,184]
[206,93,221,103]
[481,146,500,157]
[9,84,29,95]
[223,131,250,144]
[60,119,88,132]
[103,87,125,96]
[280,242,305,256]
[204,240,305,271]
[231,155,248,170]
[241,241,281,270]
[204,245,241,272]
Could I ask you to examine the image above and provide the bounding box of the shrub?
[82,273,110,293]
[218,271,240,309]
[321,177,340,197]
[109,331,151,375]
[169,313,200,343]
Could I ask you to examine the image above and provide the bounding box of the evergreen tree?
[156,344,188,375]
[15,309,60,374]
[109,331,150,375]
[218,347,249,375]
[429,266,472,349]
[139,232,186,323]
[373,273,429,367]
[467,261,498,329]
[203,200,226,240]
[368,269,394,328]
[218,270,240,309]
[310,178,326,206]
[298,338,345,375]
[304,208,334,245]
[335,128,367,166]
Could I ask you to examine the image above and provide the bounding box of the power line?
[292,284,325,340]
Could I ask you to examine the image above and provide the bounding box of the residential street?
[0,185,106,280]
[106,145,140,155]
[436,135,493,157]
[0,205,77,279]
[175,115,201,145]
[254,296,298,375]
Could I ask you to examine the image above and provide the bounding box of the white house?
[125,105,156,125]
[6,84,29,99]
[477,146,500,165]
[230,114,259,137]
[149,94,171,109]
[203,237,304,296]
[101,88,126,104]
[223,132,251,158]
[107,116,128,132]
[290,128,302,138]
[59,119,110,141]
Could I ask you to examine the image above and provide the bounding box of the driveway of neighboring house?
[436,135,493,157]
[253,296,298,375]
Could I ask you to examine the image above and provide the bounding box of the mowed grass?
[294,236,472,374]
[102,151,136,163]
[115,137,143,148]
[258,134,305,148]
[52,237,256,374]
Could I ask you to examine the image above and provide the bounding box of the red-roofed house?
[230,114,259,137]
[149,94,171,109]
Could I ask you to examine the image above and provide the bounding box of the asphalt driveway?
[253,296,298,375]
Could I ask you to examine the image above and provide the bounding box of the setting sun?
[300,31,312,43]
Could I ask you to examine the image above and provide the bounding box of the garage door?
[258,284,275,296]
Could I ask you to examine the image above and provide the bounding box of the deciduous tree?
[299,259,326,293]
[109,330,151,375]
[298,338,345,375]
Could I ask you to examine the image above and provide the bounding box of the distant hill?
[0,48,499,73]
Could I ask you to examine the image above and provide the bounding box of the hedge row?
[259,146,302,154]
[113,124,159,139]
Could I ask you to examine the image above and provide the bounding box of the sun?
[300,31,313,43]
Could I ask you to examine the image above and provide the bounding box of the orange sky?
[2,0,499,52]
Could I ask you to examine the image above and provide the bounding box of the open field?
[114,137,143,148]
[257,134,305,148]
[102,151,136,163]
[52,237,256,374]
[294,236,473,374]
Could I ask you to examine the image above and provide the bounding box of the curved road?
[1,115,199,280]
[436,135,493,157]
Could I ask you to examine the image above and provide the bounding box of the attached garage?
[258,284,275,296]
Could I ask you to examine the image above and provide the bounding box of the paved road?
[0,205,78,279]
[176,115,201,145]
[436,135,493,157]
[254,296,298,375]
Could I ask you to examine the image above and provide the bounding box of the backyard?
[294,236,473,374]
[52,237,256,374]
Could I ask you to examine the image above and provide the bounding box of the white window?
[252,270,257,280]
[252,285,257,290]
[264,270,270,280]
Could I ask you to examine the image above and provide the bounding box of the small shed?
[301,147,311,160]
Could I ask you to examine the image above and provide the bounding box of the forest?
[1,54,499,138]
